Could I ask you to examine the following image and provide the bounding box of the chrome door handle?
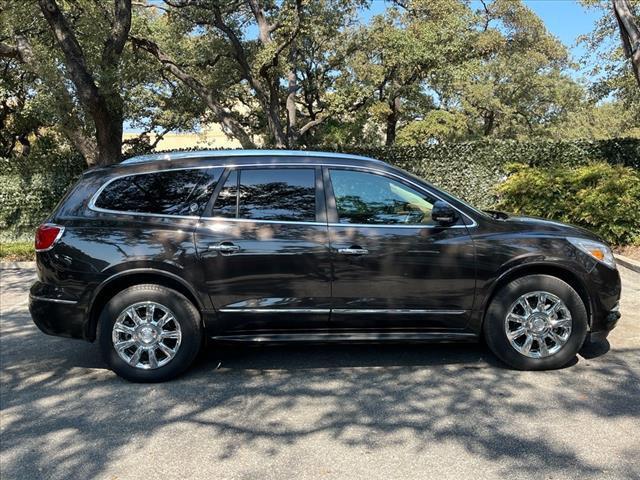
[209,242,240,253]
[338,247,369,255]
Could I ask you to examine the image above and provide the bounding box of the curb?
[0,261,36,270]
[614,254,640,274]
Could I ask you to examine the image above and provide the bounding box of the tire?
[483,274,588,370]
[98,284,202,382]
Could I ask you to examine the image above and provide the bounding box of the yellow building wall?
[123,125,243,151]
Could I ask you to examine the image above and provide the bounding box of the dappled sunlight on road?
[1,266,639,480]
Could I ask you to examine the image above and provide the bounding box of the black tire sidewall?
[483,274,588,370]
[98,284,202,382]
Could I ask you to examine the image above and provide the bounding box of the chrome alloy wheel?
[504,291,572,359]
[111,301,182,370]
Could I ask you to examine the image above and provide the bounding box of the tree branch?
[0,37,34,64]
[613,0,640,86]
[38,0,102,111]
[131,35,256,148]
[102,0,132,69]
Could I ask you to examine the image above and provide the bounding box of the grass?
[0,241,35,262]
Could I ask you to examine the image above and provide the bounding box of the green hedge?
[331,138,640,208]
[1,138,638,242]
[0,173,80,241]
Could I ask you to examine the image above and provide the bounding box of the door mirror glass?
[431,200,459,225]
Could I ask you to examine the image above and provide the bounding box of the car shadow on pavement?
[2,294,639,480]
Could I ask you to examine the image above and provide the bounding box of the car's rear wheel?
[98,284,202,382]
[483,274,588,370]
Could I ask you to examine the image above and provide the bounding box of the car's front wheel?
[483,274,588,370]
[98,284,202,382]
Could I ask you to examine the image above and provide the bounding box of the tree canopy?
[1,0,638,166]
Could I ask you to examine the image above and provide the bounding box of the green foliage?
[0,134,85,176]
[396,111,468,144]
[495,162,640,245]
[550,102,640,140]
[578,0,640,120]
[0,171,79,241]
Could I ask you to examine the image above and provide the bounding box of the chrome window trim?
[88,162,477,228]
[29,294,78,305]
[200,217,326,227]
[324,165,476,228]
[327,222,467,230]
[88,166,221,219]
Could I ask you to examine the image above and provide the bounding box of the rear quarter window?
[94,168,222,216]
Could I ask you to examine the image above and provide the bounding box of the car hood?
[502,215,604,243]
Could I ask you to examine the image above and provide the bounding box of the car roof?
[120,149,387,168]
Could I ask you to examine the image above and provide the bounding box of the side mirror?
[431,200,458,226]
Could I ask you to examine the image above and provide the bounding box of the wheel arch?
[481,263,593,330]
[86,269,204,341]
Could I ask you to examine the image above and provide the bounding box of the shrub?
[495,162,640,245]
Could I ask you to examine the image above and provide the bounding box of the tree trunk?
[94,109,124,166]
[38,0,131,166]
[613,0,640,87]
[385,96,401,146]
[483,111,495,136]
[266,95,288,147]
[286,46,299,146]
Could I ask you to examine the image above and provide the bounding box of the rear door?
[325,167,476,332]
[194,164,332,336]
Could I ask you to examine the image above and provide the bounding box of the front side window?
[95,168,222,216]
[213,168,316,222]
[329,169,435,225]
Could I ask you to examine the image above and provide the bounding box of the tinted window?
[95,168,221,216]
[213,168,316,222]
[329,169,435,225]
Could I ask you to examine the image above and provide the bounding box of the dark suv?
[29,150,621,382]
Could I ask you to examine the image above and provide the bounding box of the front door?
[194,165,331,336]
[325,167,476,332]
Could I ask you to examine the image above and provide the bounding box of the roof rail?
[121,149,381,165]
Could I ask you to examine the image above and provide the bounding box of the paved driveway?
[1,266,639,480]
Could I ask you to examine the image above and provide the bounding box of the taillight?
[35,224,65,252]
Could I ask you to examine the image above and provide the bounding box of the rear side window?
[213,168,316,222]
[94,168,222,216]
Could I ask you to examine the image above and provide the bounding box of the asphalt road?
[1,266,639,480]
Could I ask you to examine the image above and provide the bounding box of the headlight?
[567,237,616,269]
